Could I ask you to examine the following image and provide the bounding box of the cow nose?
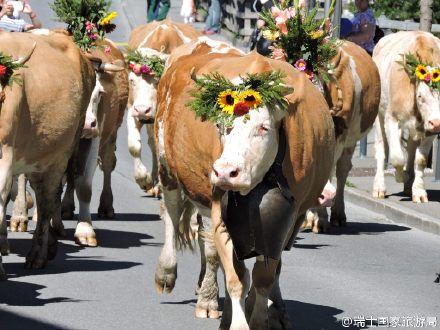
[213,163,241,180]
[134,105,151,116]
[90,118,97,128]
[427,119,440,133]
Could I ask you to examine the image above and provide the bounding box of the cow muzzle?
[211,161,249,192]
[132,105,153,122]
[427,119,440,134]
[318,182,336,207]
[82,115,99,138]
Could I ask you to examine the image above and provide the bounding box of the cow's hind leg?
[26,169,62,269]
[146,124,160,198]
[98,133,117,219]
[373,116,388,198]
[330,146,355,227]
[195,216,220,319]
[0,145,13,278]
[10,174,30,232]
[74,138,100,247]
[61,159,75,220]
[411,137,434,203]
[154,186,184,293]
[127,112,153,192]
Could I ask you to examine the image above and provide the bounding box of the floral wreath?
[0,52,26,87]
[259,0,340,83]
[125,49,165,78]
[189,71,289,128]
[398,53,440,90]
[51,0,117,51]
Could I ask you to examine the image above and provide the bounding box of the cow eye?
[258,125,269,135]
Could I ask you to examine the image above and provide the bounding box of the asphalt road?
[1,1,440,329]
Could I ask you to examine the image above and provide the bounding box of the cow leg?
[61,160,75,220]
[127,112,153,192]
[26,169,61,269]
[330,146,355,227]
[404,138,417,196]
[384,114,407,183]
[98,133,117,219]
[195,215,220,319]
[0,145,13,269]
[373,116,388,198]
[10,174,29,232]
[248,257,279,330]
[154,187,184,293]
[212,195,250,330]
[302,208,329,233]
[146,124,161,198]
[411,137,434,203]
[74,138,100,247]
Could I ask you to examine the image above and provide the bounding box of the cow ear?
[189,66,197,82]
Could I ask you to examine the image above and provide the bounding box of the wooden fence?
[221,0,259,42]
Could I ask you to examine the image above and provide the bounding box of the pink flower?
[129,62,135,69]
[85,21,95,32]
[270,47,286,61]
[271,7,292,35]
[294,59,307,72]
[140,64,151,74]
[425,74,431,82]
[104,46,111,53]
[89,33,97,40]
[133,64,142,75]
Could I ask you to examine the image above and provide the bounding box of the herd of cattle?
[0,20,439,329]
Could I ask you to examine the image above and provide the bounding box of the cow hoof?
[412,191,429,203]
[98,207,115,219]
[372,189,386,199]
[10,220,19,232]
[74,222,97,247]
[154,265,177,294]
[0,236,10,256]
[195,306,220,319]
[135,174,154,192]
[25,257,46,269]
[330,214,347,228]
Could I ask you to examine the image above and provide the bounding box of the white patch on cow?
[157,120,166,160]
[195,36,244,54]
[139,24,169,48]
[29,28,50,36]
[172,25,192,44]
[82,73,104,138]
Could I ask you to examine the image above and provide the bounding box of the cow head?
[416,82,440,134]
[210,76,292,195]
[82,57,125,138]
[128,48,169,123]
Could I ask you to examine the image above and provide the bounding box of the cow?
[302,41,381,233]
[0,31,95,279]
[154,40,335,328]
[126,20,199,197]
[372,31,440,203]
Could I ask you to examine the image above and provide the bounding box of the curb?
[345,187,440,236]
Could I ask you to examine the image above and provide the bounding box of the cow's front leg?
[0,145,13,276]
[74,138,100,247]
[212,195,249,330]
[373,116,388,198]
[195,215,220,319]
[10,174,30,232]
[127,111,153,192]
[330,146,355,227]
[98,133,117,219]
[411,136,434,203]
[384,114,407,183]
[146,124,161,198]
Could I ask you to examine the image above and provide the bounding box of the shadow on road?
[89,213,161,222]
[293,244,330,249]
[0,309,68,329]
[302,221,411,236]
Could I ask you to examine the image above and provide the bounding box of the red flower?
[233,102,250,116]
[0,65,7,76]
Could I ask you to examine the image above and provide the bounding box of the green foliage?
[0,52,26,86]
[188,71,289,128]
[125,49,165,78]
[397,53,440,91]
[259,0,340,83]
[372,0,439,23]
[51,0,116,51]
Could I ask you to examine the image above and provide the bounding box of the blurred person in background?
[147,0,170,22]
[0,0,41,32]
[346,0,375,55]
[202,0,221,35]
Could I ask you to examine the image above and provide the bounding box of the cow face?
[416,82,440,134]
[82,73,104,139]
[211,104,287,195]
[128,48,169,123]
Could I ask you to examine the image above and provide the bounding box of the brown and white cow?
[373,31,440,203]
[0,32,95,279]
[126,20,199,196]
[154,41,335,327]
[303,41,381,233]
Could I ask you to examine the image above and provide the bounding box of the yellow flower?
[218,90,238,115]
[310,29,324,40]
[415,64,428,80]
[100,11,117,25]
[431,68,440,83]
[262,30,280,42]
[238,90,263,109]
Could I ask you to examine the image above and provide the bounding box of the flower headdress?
[125,49,165,78]
[189,71,289,128]
[259,0,340,83]
[51,0,117,51]
[0,52,26,86]
[398,53,440,90]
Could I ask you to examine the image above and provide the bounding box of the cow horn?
[99,59,125,72]
[14,42,36,65]
[82,52,102,63]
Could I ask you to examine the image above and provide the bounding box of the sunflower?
[415,64,428,80]
[100,11,117,26]
[431,68,440,83]
[218,89,238,115]
[238,90,262,109]
[310,29,324,40]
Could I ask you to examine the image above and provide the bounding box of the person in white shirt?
[0,0,41,32]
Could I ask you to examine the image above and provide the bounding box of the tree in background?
[420,0,433,31]
[372,0,439,24]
